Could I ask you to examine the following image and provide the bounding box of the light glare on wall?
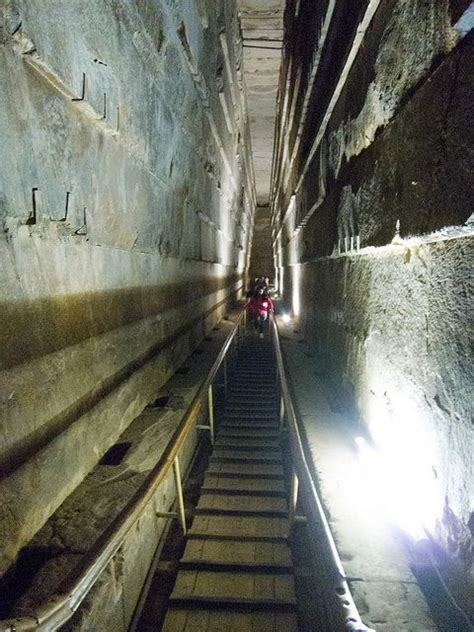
[354,403,442,541]
[292,265,301,317]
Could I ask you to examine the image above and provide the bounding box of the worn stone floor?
[276,314,437,631]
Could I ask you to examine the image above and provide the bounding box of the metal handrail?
[0,310,246,632]
[270,315,374,632]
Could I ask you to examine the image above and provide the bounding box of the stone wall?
[248,206,274,284]
[0,0,255,575]
[4,323,235,630]
[272,0,473,621]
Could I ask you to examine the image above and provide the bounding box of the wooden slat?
[196,493,287,515]
[215,436,281,449]
[206,462,283,478]
[210,449,282,463]
[170,570,296,604]
[218,427,280,437]
[202,475,285,495]
[181,538,292,568]
[163,608,298,631]
[189,515,290,540]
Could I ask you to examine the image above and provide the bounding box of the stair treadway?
[162,339,297,631]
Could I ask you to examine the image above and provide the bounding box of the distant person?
[246,277,259,298]
[248,287,274,338]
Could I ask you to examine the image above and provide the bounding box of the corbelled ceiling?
[238,0,285,205]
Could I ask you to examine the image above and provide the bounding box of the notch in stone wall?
[71,72,86,102]
[25,188,38,225]
[99,442,132,466]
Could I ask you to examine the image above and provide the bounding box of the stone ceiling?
[237,0,285,206]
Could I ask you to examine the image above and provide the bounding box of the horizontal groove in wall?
[279,230,473,266]
[0,286,242,482]
[0,273,243,370]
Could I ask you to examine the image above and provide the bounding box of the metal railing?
[270,315,374,632]
[0,310,247,632]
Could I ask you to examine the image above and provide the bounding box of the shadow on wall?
[0,274,242,370]
[0,287,239,481]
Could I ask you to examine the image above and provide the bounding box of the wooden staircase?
[162,339,298,631]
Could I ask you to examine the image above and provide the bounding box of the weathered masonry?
[271,1,473,627]
[0,0,473,630]
[0,0,255,573]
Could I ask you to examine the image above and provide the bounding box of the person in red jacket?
[248,287,273,338]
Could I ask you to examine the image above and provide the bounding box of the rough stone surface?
[300,235,473,562]
[248,206,274,282]
[271,0,474,627]
[0,0,254,576]
[9,319,237,630]
[1,0,473,629]
[279,317,438,631]
[279,234,474,626]
[273,1,473,257]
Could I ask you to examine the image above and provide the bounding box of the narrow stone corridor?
[0,1,473,630]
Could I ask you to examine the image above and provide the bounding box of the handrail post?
[271,318,276,362]
[223,357,228,398]
[233,327,238,356]
[279,395,285,432]
[208,384,215,444]
[289,470,299,524]
[173,456,187,535]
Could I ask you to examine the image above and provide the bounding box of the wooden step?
[215,436,281,449]
[227,390,276,396]
[234,366,275,371]
[235,369,274,375]
[206,462,283,478]
[229,389,276,397]
[232,375,275,381]
[210,449,282,463]
[218,427,280,438]
[224,409,278,417]
[230,388,276,395]
[226,388,276,404]
[196,493,287,516]
[169,569,296,606]
[181,538,292,569]
[223,411,277,420]
[163,608,298,631]
[202,475,285,496]
[220,421,279,431]
[189,515,290,540]
[226,400,277,408]
[231,375,274,380]
[229,383,272,389]
[225,402,278,410]
[221,410,278,425]
[233,373,275,379]
[232,373,276,388]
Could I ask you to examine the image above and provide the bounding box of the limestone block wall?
[0,0,255,574]
[293,234,473,561]
[272,0,473,580]
[248,206,274,283]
